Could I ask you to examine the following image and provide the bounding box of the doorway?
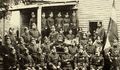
[89,21,97,36]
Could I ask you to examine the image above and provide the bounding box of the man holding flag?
[103,0,120,70]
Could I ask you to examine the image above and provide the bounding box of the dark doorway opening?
[20,8,37,33]
[89,22,97,36]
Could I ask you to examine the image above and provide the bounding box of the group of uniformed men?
[0,11,120,70]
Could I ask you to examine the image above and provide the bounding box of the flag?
[104,0,118,51]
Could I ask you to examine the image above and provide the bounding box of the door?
[89,21,97,36]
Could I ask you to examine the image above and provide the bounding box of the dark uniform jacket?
[49,31,58,42]
[55,17,63,31]
[70,16,79,34]
[41,17,48,31]
[22,33,32,44]
[29,17,37,29]
[61,53,72,67]
[47,17,54,29]
[86,44,96,56]
[29,29,40,39]
[49,53,60,65]
[63,17,70,32]
[109,46,120,66]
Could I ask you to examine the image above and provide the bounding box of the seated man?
[20,48,34,70]
[61,47,73,70]
[48,46,61,70]
[90,51,104,70]
[74,46,89,70]
[27,38,42,64]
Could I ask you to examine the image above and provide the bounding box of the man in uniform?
[70,11,79,35]
[27,38,42,64]
[20,48,34,70]
[29,23,41,43]
[68,42,78,56]
[35,50,47,70]
[74,46,89,70]
[109,39,120,70]
[8,28,16,46]
[22,27,32,45]
[47,12,55,30]
[17,37,27,55]
[29,12,37,29]
[55,12,63,31]
[86,38,96,57]
[49,25,58,43]
[90,50,104,70]
[76,27,83,41]
[96,22,106,45]
[48,47,61,70]
[8,47,18,70]
[66,29,75,40]
[63,12,70,35]
[61,47,73,70]
[41,36,51,55]
[56,28,65,44]
[3,37,14,70]
[41,12,49,38]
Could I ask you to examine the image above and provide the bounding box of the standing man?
[70,11,79,35]
[47,12,55,30]
[63,12,70,35]
[41,12,49,38]
[96,22,106,45]
[29,12,37,29]
[55,12,63,31]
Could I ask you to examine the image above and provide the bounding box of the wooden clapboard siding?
[116,0,120,40]
[77,0,120,41]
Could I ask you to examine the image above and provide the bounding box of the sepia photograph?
[0,0,119,70]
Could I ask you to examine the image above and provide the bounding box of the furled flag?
[104,0,119,51]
